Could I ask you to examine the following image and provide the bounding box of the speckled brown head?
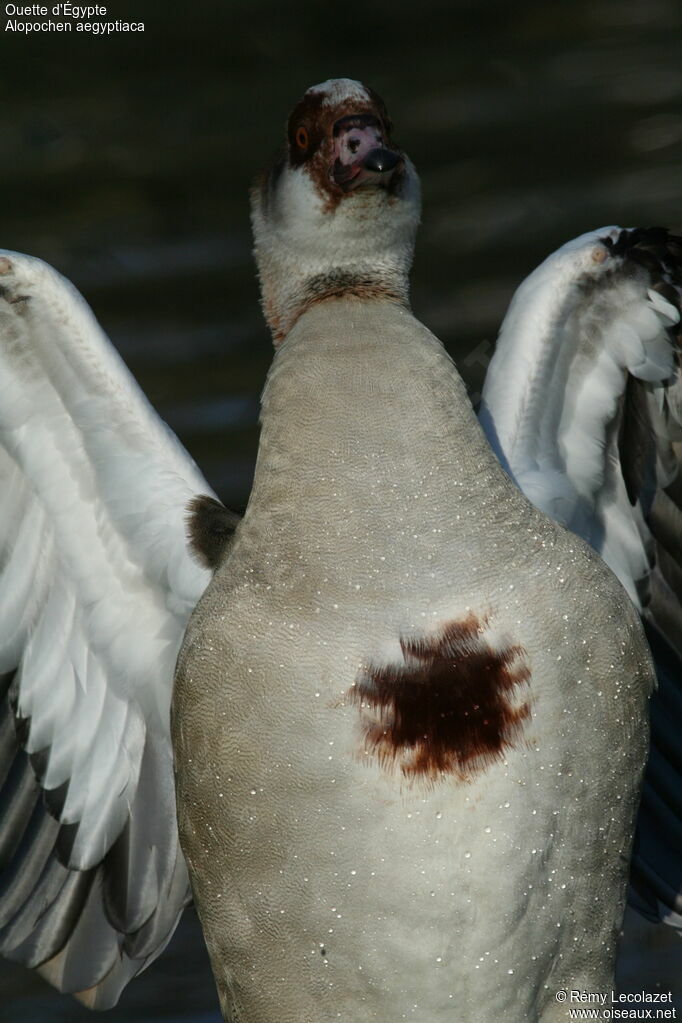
[251,79,421,343]
[284,79,402,207]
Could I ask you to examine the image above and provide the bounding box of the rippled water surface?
[1,0,682,1018]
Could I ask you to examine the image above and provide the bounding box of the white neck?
[250,159,421,342]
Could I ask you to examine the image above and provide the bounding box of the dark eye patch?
[286,91,326,165]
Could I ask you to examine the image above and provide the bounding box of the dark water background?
[1,0,682,1018]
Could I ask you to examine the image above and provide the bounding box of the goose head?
[251,78,421,342]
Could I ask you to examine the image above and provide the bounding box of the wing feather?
[0,251,219,1003]
[480,226,682,928]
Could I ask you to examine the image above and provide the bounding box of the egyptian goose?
[0,79,674,1021]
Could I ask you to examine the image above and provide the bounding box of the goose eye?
[295,126,309,150]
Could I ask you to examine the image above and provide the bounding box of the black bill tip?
[362,148,400,173]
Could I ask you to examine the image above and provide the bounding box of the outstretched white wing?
[0,252,214,1005]
[479,226,682,926]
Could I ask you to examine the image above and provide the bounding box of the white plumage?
[479,226,682,610]
[0,251,212,1003]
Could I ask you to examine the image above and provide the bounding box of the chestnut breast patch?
[347,613,531,783]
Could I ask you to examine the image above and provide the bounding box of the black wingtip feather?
[619,375,656,508]
[0,671,15,702]
[44,778,70,821]
[102,819,133,934]
[29,748,49,785]
[605,226,680,258]
[56,821,79,867]
[604,227,682,297]
[630,621,682,925]
[0,754,41,869]
[13,713,30,749]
